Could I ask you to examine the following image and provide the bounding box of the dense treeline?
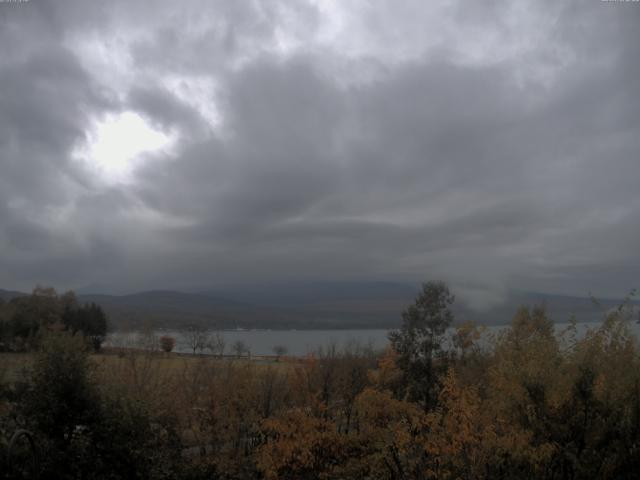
[0,286,108,352]
[1,282,640,479]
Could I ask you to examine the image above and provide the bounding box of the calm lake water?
[106,320,640,357]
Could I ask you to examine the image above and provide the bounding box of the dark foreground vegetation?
[1,283,640,479]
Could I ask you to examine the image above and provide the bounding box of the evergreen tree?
[388,281,454,410]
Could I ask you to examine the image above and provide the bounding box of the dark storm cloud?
[0,0,638,305]
[127,85,207,136]
[0,38,117,286]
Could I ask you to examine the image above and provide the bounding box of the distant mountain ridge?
[212,281,420,306]
[0,288,28,301]
[1,284,637,330]
[81,289,247,309]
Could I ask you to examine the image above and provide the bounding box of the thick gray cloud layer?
[0,0,638,306]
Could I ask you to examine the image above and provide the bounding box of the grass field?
[1,349,305,453]
[0,350,297,387]
[0,352,34,384]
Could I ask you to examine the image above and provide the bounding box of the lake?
[107,328,391,356]
[106,320,640,357]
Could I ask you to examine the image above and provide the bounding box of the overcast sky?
[0,0,638,306]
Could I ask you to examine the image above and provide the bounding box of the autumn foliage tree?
[160,335,176,353]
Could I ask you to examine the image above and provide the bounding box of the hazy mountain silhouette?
[1,284,636,330]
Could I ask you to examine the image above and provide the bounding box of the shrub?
[159,336,176,354]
